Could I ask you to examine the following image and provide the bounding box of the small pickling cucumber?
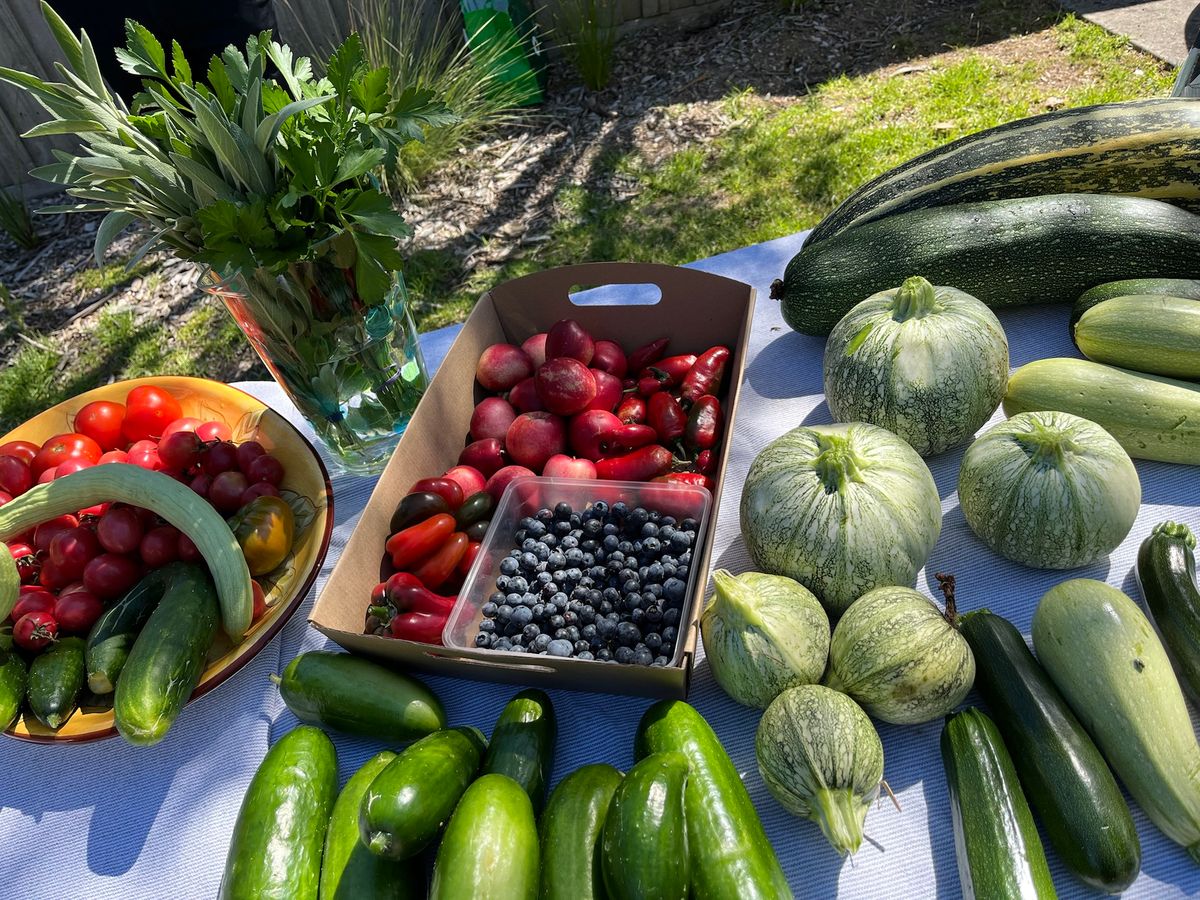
[27,636,85,730]
[602,752,689,900]
[481,688,557,814]
[539,763,623,900]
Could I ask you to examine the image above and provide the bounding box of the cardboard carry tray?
[311,262,756,697]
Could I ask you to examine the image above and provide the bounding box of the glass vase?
[202,260,429,474]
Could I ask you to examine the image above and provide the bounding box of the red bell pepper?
[599,424,657,456]
[385,513,456,570]
[626,337,669,373]
[684,395,722,451]
[596,445,673,481]
[380,572,457,615]
[616,395,647,425]
[389,610,448,644]
[653,472,715,491]
[680,346,730,403]
[410,531,470,590]
[648,392,687,444]
[408,477,464,510]
[637,373,667,397]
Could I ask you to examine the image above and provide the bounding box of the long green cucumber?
[961,611,1139,893]
[359,726,487,860]
[539,763,623,900]
[319,750,419,900]
[1075,295,1200,380]
[773,194,1200,335]
[1003,357,1200,464]
[1137,521,1200,699]
[430,773,539,900]
[1070,278,1200,331]
[942,708,1057,899]
[113,564,219,745]
[0,648,26,730]
[482,688,557,814]
[602,752,689,900]
[272,651,445,744]
[27,636,85,729]
[636,700,792,899]
[1033,579,1200,861]
[220,725,338,900]
[85,564,173,693]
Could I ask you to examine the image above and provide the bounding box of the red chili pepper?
[626,337,669,373]
[637,373,667,397]
[599,424,657,456]
[641,354,697,388]
[458,540,482,577]
[389,610,447,644]
[596,445,673,481]
[653,472,715,491]
[408,477,464,510]
[684,395,722,452]
[379,572,457,615]
[616,395,646,425]
[695,448,717,476]
[680,346,730,403]
[648,393,687,444]
[410,532,470,590]
[385,513,456,570]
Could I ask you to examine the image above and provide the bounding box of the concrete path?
[1060,0,1198,66]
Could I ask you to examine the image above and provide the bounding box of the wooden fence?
[0,0,726,193]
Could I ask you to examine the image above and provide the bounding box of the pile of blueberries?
[474,500,698,665]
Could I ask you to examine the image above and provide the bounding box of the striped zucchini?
[1074,295,1200,379]
[1070,278,1200,331]
[807,97,1200,246]
[773,194,1200,336]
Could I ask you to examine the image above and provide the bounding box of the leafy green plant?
[0,2,453,304]
[0,189,39,251]
[553,0,618,91]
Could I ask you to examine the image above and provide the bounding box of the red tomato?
[251,580,267,622]
[97,507,145,555]
[177,533,201,563]
[160,417,202,440]
[12,586,55,620]
[123,386,182,442]
[8,541,38,584]
[55,457,95,478]
[13,610,57,652]
[31,433,102,477]
[236,441,266,473]
[49,526,102,581]
[82,553,142,600]
[157,431,204,472]
[36,468,56,485]
[33,514,80,554]
[74,400,126,451]
[246,454,285,486]
[0,455,31,497]
[0,440,39,464]
[139,525,181,568]
[126,440,163,471]
[54,589,104,633]
[196,421,232,443]
[0,490,12,506]
[97,450,128,465]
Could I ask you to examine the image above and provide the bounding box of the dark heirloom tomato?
[231,495,296,576]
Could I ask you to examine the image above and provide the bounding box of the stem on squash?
[812,432,867,495]
[813,786,867,856]
[891,276,940,321]
[935,572,959,628]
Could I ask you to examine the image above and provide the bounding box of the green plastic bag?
[460,0,546,106]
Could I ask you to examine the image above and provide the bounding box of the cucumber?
[1003,357,1200,464]
[942,708,1057,899]
[961,610,1139,892]
[0,648,26,730]
[220,725,337,900]
[272,651,445,745]
[482,688,557,814]
[320,750,419,900]
[602,752,689,900]
[360,725,486,860]
[1138,521,1200,698]
[1070,278,1200,332]
[27,636,85,729]
[636,701,792,899]
[113,564,219,745]
[1033,578,1200,861]
[539,763,623,900]
[772,194,1200,335]
[85,564,173,694]
[807,97,1200,246]
[1074,295,1200,380]
[430,773,539,900]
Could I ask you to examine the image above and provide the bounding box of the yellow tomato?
[232,495,295,576]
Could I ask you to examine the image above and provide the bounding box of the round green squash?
[740,422,942,616]
[824,276,1009,456]
[958,410,1141,569]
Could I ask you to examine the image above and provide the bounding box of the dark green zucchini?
[773,193,1200,335]
[961,610,1139,892]
[602,752,689,900]
[1138,521,1200,699]
[272,651,445,745]
[359,726,487,860]
[807,97,1200,246]
[1070,278,1200,333]
[0,648,26,731]
[539,763,623,900]
[636,700,791,899]
[220,725,337,900]
[85,564,172,693]
[430,773,539,900]
[320,750,420,900]
[482,688,557,814]
[27,636,85,729]
[941,708,1056,900]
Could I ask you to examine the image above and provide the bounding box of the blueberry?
[554,520,572,536]
[552,593,569,610]
[574,640,590,654]
[506,593,523,607]
[603,522,619,536]
[644,605,663,624]
[618,540,634,555]
[579,606,596,624]
[548,551,566,569]
[623,593,641,612]
[596,617,616,637]
[536,507,554,522]
[509,577,529,594]
[541,534,557,548]
[495,575,510,592]
[593,500,609,516]
[630,608,645,626]
[681,517,697,531]
[494,639,512,651]
[641,591,657,608]
[565,567,583,584]
[563,610,579,626]
[479,619,496,634]
[549,614,566,630]
[599,600,614,615]
[499,557,519,576]
[677,566,689,581]
[602,534,620,552]
[554,502,572,519]
[548,639,573,656]
[565,626,581,642]
[670,532,691,552]
[661,642,674,658]
[596,648,613,661]
[532,603,547,620]
[536,571,553,585]
[520,552,539,570]
[614,646,635,664]
[652,655,670,667]
[584,519,603,536]
[643,537,662,554]
[645,632,663,652]
[521,538,538,553]
[560,535,579,550]
[641,522,659,538]
[533,633,552,652]
[475,633,491,648]
[534,544,551,562]
[617,621,641,645]
[646,562,665,583]
[577,650,595,661]
[622,579,640,595]
[511,606,533,627]
[582,623,598,640]
[497,604,513,620]
[481,601,498,617]
[662,625,677,643]
[663,578,686,605]
[554,628,570,640]
[527,520,547,538]
[634,648,654,666]
[612,501,629,517]
[523,623,541,641]
[663,607,681,626]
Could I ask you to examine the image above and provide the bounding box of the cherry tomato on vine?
[74,400,126,451]
[12,586,55,621]
[126,440,163,471]
[0,440,39,464]
[122,386,182,442]
[157,430,204,472]
[196,421,232,443]
[161,417,203,440]
[13,610,57,652]
[31,433,102,477]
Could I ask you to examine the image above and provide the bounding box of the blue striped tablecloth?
[2,231,1197,898]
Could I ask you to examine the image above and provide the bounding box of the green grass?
[408,14,1173,330]
[73,256,157,296]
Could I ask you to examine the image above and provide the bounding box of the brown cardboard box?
[311,262,756,698]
